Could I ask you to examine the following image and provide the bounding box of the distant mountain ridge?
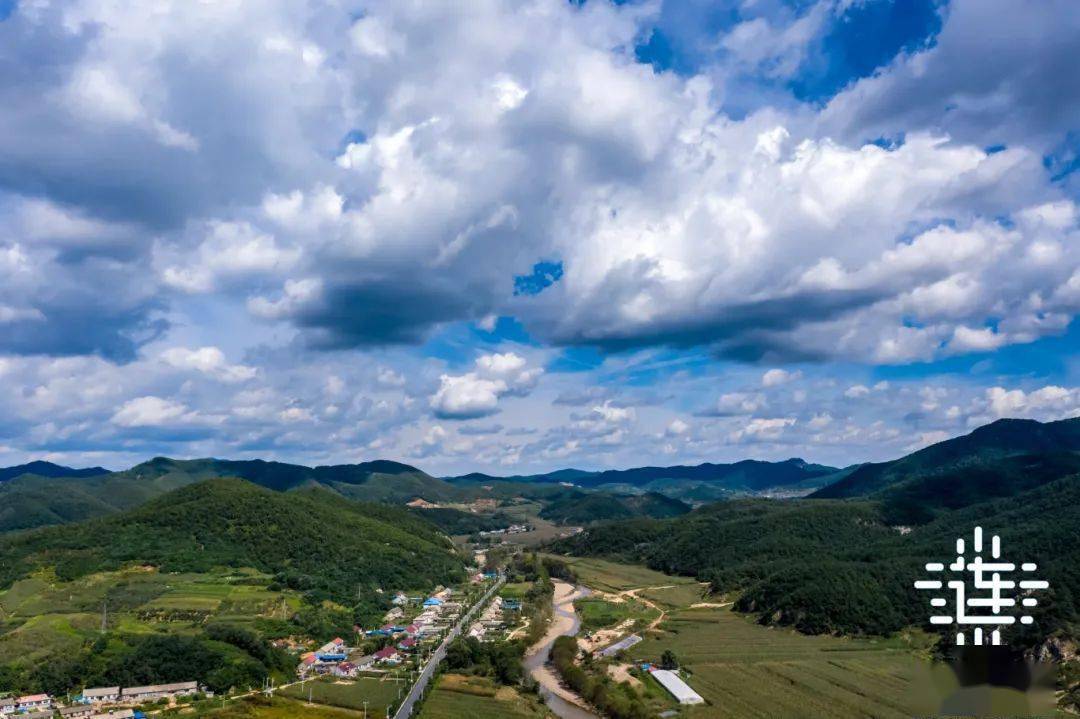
[0,460,110,483]
[446,457,841,502]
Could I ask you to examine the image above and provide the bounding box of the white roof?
[650,670,704,705]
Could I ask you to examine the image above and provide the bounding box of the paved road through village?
[393,574,506,719]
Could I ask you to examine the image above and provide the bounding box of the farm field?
[556,558,951,719]
[0,567,300,665]
[197,696,366,718]
[552,555,699,593]
[417,674,551,719]
[575,596,658,632]
[277,676,404,713]
[626,604,941,717]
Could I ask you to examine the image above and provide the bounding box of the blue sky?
[0,0,1078,474]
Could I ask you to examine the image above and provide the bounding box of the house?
[373,647,400,665]
[0,698,16,716]
[22,711,53,719]
[422,597,442,607]
[121,682,198,702]
[333,662,357,678]
[82,687,121,704]
[397,638,416,651]
[59,706,95,719]
[17,695,52,712]
[317,638,347,655]
[352,655,376,671]
[391,592,408,606]
[383,607,403,622]
[405,624,419,636]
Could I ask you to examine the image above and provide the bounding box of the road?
[393,574,505,719]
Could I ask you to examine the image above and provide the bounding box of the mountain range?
[0,454,839,534]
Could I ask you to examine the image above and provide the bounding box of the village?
[0,564,516,719]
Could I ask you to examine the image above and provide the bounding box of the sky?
[0,0,1078,475]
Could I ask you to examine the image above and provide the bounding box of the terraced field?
[0,567,300,665]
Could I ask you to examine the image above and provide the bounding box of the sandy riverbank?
[524,579,596,719]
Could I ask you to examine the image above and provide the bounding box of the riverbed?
[523,579,597,719]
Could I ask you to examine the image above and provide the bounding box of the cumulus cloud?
[430,352,542,419]
[160,347,257,383]
[111,396,193,428]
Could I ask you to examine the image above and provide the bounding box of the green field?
[278,676,404,713]
[627,606,938,718]
[417,674,551,719]
[0,567,300,666]
[196,696,365,718]
[575,597,658,632]
[553,555,699,593]
[553,558,953,719]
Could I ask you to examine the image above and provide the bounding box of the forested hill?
[0,478,464,602]
[0,456,466,533]
[810,416,1080,524]
[0,461,109,483]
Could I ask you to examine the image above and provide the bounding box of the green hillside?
[0,457,467,534]
[539,490,690,525]
[813,417,1080,501]
[0,478,464,601]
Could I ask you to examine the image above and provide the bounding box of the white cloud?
[430,352,542,419]
[762,368,801,387]
[111,396,192,427]
[160,347,256,383]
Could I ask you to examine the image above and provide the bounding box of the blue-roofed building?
[423,597,443,607]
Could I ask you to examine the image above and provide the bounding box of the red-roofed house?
[373,647,401,665]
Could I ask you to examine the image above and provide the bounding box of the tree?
[660,650,678,670]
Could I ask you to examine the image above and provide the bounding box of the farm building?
[649,669,704,705]
[599,634,642,657]
[82,687,121,704]
[121,681,198,701]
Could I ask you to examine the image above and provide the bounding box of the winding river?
[523,580,598,719]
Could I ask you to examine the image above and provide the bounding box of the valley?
[1,416,1079,717]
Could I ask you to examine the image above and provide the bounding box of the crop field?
[0,567,299,665]
[575,596,658,632]
[417,674,550,719]
[626,606,938,718]
[277,676,404,712]
[195,696,365,718]
[552,556,698,593]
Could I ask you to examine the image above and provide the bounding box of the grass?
[277,676,404,712]
[498,583,532,600]
[553,557,953,718]
[627,606,937,718]
[575,597,658,632]
[551,556,698,593]
[417,674,550,719]
[194,696,365,718]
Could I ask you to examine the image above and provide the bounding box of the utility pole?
[363,700,368,719]
[100,598,107,633]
